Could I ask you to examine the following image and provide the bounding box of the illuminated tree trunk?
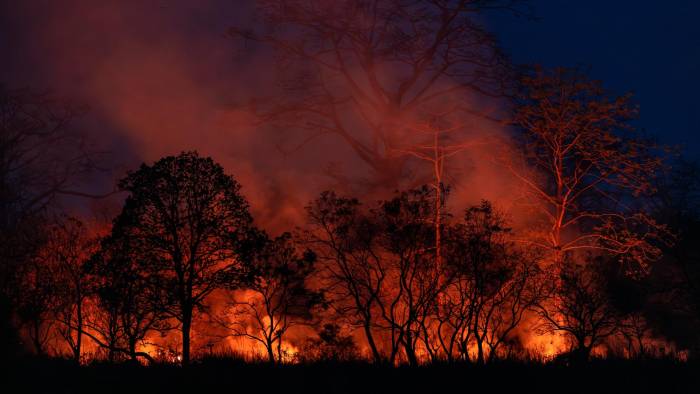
[276,337,283,363]
[74,299,83,363]
[433,131,443,273]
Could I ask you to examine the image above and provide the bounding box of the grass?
[4,355,698,394]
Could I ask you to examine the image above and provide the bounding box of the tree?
[308,187,441,366]
[15,247,58,357]
[306,187,440,365]
[110,151,256,366]
[85,232,170,363]
[40,217,97,363]
[232,0,517,190]
[505,67,666,271]
[535,256,622,363]
[433,201,545,363]
[644,159,700,352]
[374,187,440,366]
[0,86,103,359]
[217,232,322,363]
[393,114,475,271]
[304,191,387,363]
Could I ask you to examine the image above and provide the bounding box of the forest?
[1,0,699,393]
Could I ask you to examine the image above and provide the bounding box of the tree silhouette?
[646,159,700,351]
[0,86,103,359]
[110,151,256,366]
[374,187,439,366]
[217,232,322,363]
[307,187,440,365]
[15,241,58,357]
[536,256,622,363]
[85,232,171,363]
[304,191,386,363]
[38,217,97,363]
[431,201,545,363]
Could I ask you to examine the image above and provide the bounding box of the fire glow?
[2,0,697,370]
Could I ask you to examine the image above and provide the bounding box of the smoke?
[1,0,552,360]
[0,0,526,233]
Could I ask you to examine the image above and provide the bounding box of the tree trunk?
[74,301,83,364]
[129,337,138,362]
[276,338,283,363]
[182,307,192,366]
[363,322,382,364]
[30,320,45,356]
[572,338,590,364]
[476,339,485,365]
[403,333,419,366]
[266,343,276,363]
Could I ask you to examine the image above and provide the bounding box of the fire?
[524,333,568,361]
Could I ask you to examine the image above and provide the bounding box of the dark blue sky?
[489,0,700,157]
[1,0,698,159]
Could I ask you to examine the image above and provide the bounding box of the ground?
[4,358,698,394]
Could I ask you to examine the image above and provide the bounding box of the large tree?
[505,67,667,271]
[110,151,256,366]
[232,0,518,190]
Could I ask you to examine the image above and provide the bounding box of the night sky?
[489,0,700,157]
[1,0,699,159]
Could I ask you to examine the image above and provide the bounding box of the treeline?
[7,148,698,367]
[2,71,700,367]
[4,138,700,368]
[0,30,700,365]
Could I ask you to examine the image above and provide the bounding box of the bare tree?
[232,0,518,190]
[217,232,321,363]
[374,187,440,365]
[0,86,106,358]
[0,87,102,227]
[535,256,621,363]
[39,217,97,363]
[393,113,478,270]
[619,312,651,359]
[304,191,387,363]
[15,247,58,356]
[85,232,170,363]
[307,187,443,365]
[110,151,256,366]
[435,201,546,363]
[505,68,667,271]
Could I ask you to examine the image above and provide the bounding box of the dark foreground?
[4,357,698,394]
